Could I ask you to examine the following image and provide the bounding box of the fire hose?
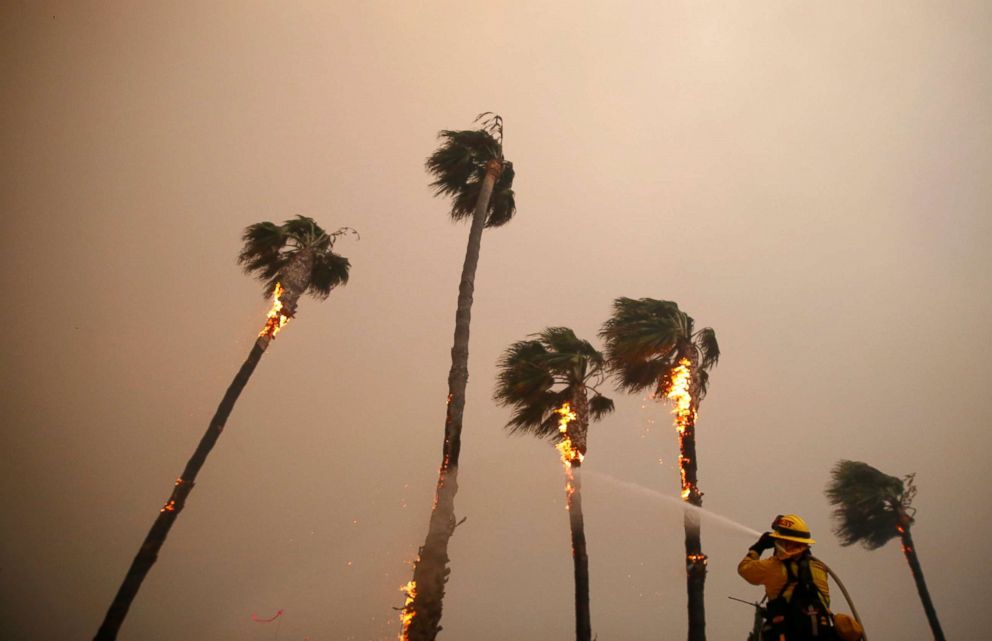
[813,556,868,641]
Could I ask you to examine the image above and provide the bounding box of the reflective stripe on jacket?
[737,550,831,605]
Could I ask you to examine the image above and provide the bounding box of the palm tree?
[599,298,719,641]
[94,216,352,641]
[826,460,945,641]
[402,114,515,641]
[494,327,614,641]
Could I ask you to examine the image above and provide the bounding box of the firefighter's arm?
[738,551,780,585]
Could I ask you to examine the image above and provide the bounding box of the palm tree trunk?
[94,334,273,641]
[568,464,592,641]
[681,405,706,641]
[406,159,501,641]
[677,357,706,641]
[898,525,945,641]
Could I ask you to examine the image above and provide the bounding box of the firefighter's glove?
[749,532,775,554]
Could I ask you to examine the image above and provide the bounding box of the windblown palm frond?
[827,461,944,640]
[826,460,914,550]
[601,297,718,398]
[308,251,351,299]
[507,389,574,438]
[426,125,516,227]
[494,327,612,441]
[589,393,616,421]
[696,327,720,371]
[238,215,353,299]
[601,298,683,360]
[238,222,285,281]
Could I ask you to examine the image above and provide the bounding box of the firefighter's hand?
[749,532,775,554]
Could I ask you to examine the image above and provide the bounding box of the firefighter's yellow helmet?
[769,514,815,544]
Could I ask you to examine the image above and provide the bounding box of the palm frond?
[601,298,690,393]
[602,297,721,401]
[239,222,288,297]
[826,460,911,550]
[506,388,571,439]
[449,177,487,222]
[329,226,361,243]
[695,327,720,372]
[475,112,504,148]
[445,161,517,227]
[485,162,516,227]
[426,121,515,226]
[238,217,352,301]
[541,326,581,353]
[614,354,672,395]
[281,215,325,245]
[589,393,615,421]
[495,327,612,439]
[495,339,554,406]
[308,252,351,299]
[601,298,686,360]
[238,221,284,270]
[426,129,499,197]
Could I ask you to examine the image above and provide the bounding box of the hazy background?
[2,2,990,640]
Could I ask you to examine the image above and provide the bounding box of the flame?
[398,580,417,640]
[555,403,583,466]
[259,283,290,338]
[666,359,695,426]
[554,403,582,509]
[679,469,691,500]
[666,359,697,502]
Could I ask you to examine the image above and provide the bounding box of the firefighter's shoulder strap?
[767,554,837,639]
[775,555,829,608]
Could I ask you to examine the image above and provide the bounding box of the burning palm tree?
[402,114,515,641]
[826,460,945,641]
[494,327,614,641]
[599,298,718,641]
[94,216,353,641]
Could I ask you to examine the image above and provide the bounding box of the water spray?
[585,470,761,537]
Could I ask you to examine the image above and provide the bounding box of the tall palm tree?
[94,216,352,641]
[494,327,614,641]
[599,298,719,641]
[826,460,945,641]
[402,114,515,641]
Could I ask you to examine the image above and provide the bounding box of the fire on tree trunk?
[668,356,707,641]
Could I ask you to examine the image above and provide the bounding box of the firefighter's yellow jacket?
[737,550,831,605]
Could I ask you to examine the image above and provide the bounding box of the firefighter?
[739,514,836,641]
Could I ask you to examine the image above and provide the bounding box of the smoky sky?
[2,2,991,640]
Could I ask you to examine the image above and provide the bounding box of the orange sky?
[2,2,990,640]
